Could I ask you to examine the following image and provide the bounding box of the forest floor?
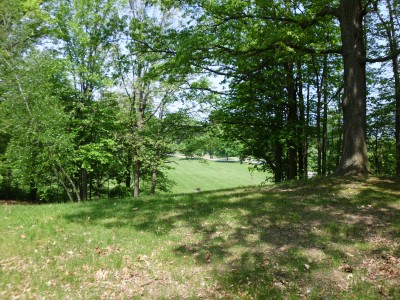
[0,176,399,299]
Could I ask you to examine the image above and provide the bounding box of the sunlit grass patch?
[166,157,268,193]
[1,176,399,299]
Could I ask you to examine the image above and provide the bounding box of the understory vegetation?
[1,177,399,299]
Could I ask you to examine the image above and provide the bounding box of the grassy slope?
[1,177,400,299]
[165,157,268,194]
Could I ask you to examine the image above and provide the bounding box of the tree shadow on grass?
[63,177,400,298]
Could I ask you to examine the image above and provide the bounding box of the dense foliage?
[0,0,399,201]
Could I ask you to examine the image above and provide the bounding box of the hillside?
[0,177,399,299]
[165,157,268,194]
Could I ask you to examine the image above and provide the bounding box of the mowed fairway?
[166,157,267,193]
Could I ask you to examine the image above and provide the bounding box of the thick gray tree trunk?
[335,0,370,176]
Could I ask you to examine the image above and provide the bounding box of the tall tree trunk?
[89,173,92,200]
[285,62,297,180]
[337,94,343,169]
[96,172,101,199]
[394,53,400,176]
[53,165,74,202]
[133,62,145,197]
[322,54,328,175]
[150,148,160,195]
[80,168,88,201]
[134,160,140,197]
[305,82,310,177]
[385,0,400,176]
[374,131,382,174]
[125,165,131,189]
[335,0,369,175]
[58,163,80,202]
[274,141,284,182]
[372,0,400,175]
[274,100,284,182]
[297,60,305,179]
[313,57,322,175]
[393,49,400,176]
[150,165,157,195]
[59,179,74,202]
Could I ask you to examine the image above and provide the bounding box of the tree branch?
[299,6,340,29]
[366,49,400,63]
[184,82,230,96]
[285,43,342,55]
[219,5,339,28]
[362,0,379,16]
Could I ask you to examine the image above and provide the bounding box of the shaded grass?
[1,176,400,299]
[165,157,268,193]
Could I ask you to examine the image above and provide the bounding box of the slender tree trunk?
[305,82,310,177]
[134,160,140,197]
[133,63,145,197]
[322,98,328,175]
[125,164,131,189]
[89,173,92,200]
[297,60,305,178]
[336,94,343,168]
[284,0,296,180]
[394,57,400,176]
[374,131,381,174]
[58,163,80,202]
[322,54,328,175]
[335,0,369,175]
[80,168,88,201]
[393,52,400,176]
[385,0,400,176]
[274,100,284,182]
[133,94,145,197]
[285,62,297,180]
[60,179,74,202]
[275,140,284,182]
[314,58,322,175]
[96,172,101,199]
[150,165,157,195]
[375,0,400,175]
[53,165,74,202]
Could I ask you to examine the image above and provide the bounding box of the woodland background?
[1,0,400,201]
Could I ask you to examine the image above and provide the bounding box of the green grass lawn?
[165,157,268,193]
[1,177,400,299]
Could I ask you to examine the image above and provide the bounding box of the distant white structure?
[307,171,316,178]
